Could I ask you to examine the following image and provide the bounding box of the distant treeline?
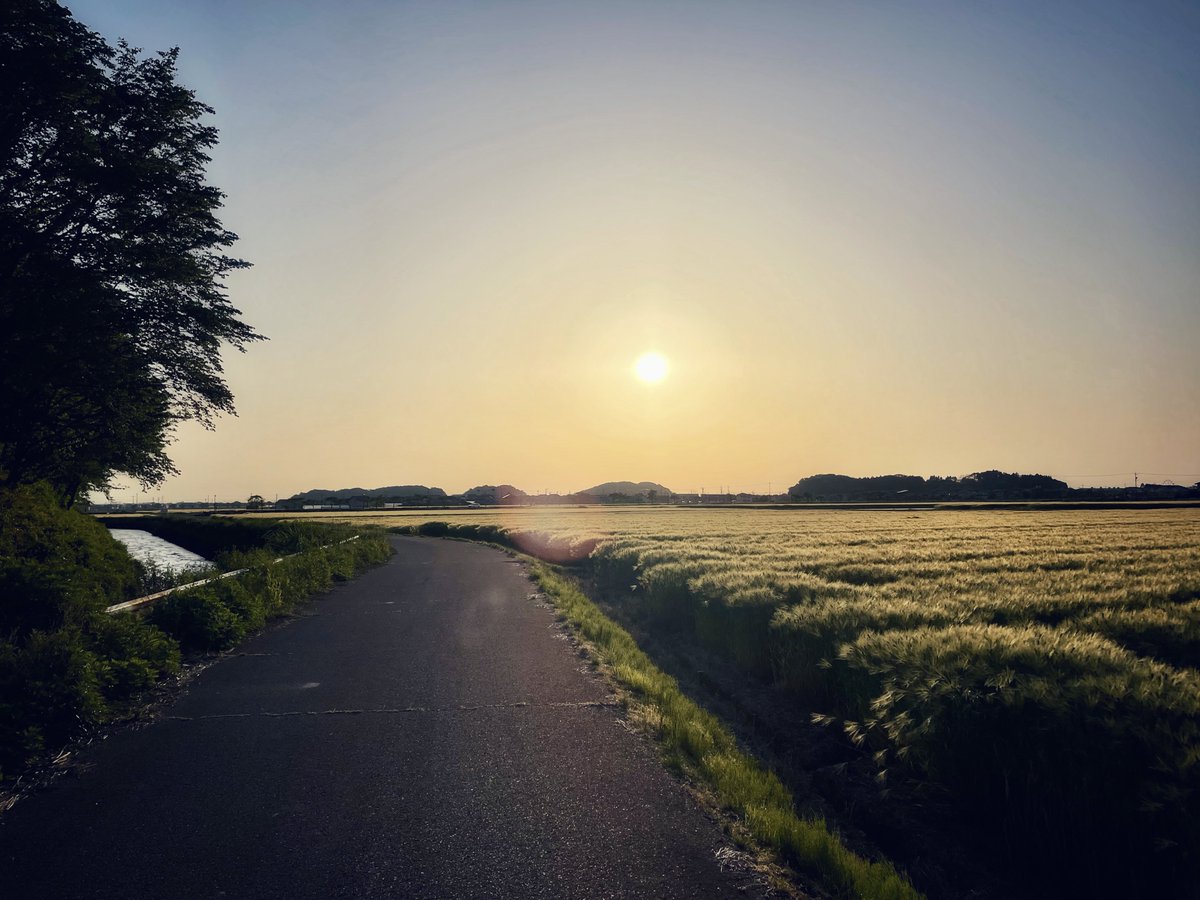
[190,472,1200,513]
[788,470,1200,502]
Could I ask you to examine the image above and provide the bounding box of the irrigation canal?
[0,536,759,899]
[108,527,212,571]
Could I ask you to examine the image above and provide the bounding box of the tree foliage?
[787,470,1070,501]
[0,0,262,503]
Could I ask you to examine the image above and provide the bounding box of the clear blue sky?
[67,1,1200,499]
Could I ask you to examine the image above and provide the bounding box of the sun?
[634,351,669,384]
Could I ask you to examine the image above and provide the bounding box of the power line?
[1064,473,1200,478]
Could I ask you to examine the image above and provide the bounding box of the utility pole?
[1134,472,1139,488]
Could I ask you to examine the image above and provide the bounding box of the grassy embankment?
[531,562,921,900]
[389,509,1200,899]
[0,486,391,780]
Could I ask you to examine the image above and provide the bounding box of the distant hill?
[286,485,446,502]
[462,484,528,504]
[579,481,672,498]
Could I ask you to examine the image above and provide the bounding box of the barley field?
[280,505,1200,894]
[289,507,1199,642]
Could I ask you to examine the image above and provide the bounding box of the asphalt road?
[1,536,760,899]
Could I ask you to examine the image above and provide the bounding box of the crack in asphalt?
[166,699,621,721]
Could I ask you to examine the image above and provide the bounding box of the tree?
[247,494,265,510]
[0,1,263,504]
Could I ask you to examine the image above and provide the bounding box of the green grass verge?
[147,533,393,652]
[528,561,922,900]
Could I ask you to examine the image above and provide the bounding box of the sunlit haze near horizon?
[69,0,1199,501]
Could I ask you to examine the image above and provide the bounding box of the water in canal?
[109,529,212,572]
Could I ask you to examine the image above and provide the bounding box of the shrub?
[0,629,103,776]
[0,485,180,774]
[133,558,216,596]
[212,577,267,632]
[263,519,355,553]
[89,613,180,697]
[0,484,139,635]
[149,586,245,652]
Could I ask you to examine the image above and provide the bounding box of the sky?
[67,0,1200,500]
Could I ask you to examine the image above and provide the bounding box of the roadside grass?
[147,532,393,652]
[527,561,921,900]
